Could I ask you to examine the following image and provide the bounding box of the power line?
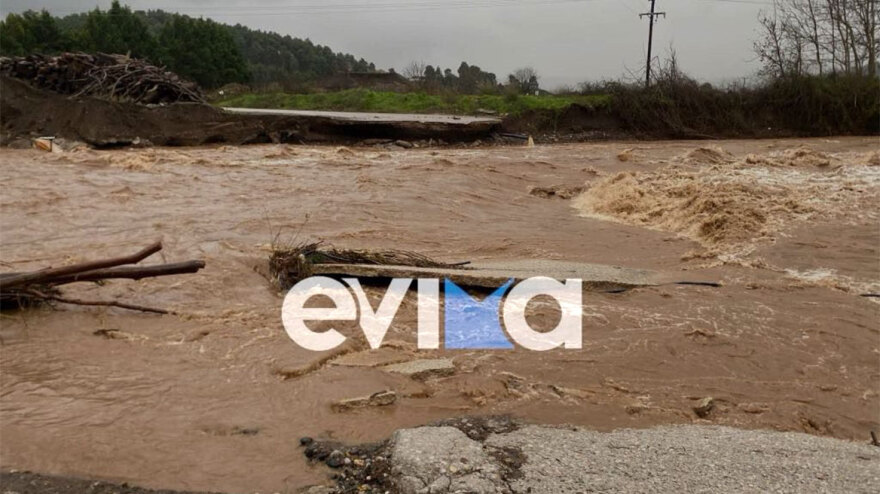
[47,0,600,16]
[697,0,771,4]
[639,0,665,87]
[40,0,773,17]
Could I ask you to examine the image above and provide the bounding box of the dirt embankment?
[0,472,217,494]
[0,76,498,148]
[503,78,880,143]
[500,103,626,142]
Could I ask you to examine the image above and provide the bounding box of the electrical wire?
[42,0,776,17]
[47,0,601,16]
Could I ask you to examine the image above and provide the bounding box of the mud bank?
[0,472,218,494]
[0,77,498,148]
[500,103,627,142]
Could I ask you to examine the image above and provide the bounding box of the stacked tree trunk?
[0,241,205,314]
[0,52,205,105]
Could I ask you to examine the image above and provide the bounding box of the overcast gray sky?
[1,0,770,88]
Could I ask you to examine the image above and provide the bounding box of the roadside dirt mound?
[1,76,497,148]
[500,104,624,142]
[0,76,269,147]
[573,147,880,253]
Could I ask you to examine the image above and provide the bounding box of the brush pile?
[0,241,205,314]
[270,242,467,289]
[0,52,205,105]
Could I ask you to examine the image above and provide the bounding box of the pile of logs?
[0,241,205,314]
[0,52,205,105]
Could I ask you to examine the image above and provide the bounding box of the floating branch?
[0,241,205,314]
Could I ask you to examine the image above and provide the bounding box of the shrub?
[601,61,879,138]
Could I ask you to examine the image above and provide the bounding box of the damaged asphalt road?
[302,418,880,494]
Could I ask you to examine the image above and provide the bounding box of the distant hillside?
[132,10,376,85]
[0,1,376,88]
[225,24,375,86]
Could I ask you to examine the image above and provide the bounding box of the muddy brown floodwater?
[1,138,878,493]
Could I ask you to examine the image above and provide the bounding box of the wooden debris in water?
[0,241,205,314]
[269,241,467,289]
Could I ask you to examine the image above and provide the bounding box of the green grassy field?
[215,89,610,115]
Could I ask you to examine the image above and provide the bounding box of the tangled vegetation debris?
[0,241,205,314]
[269,241,467,289]
[0,52,204,104]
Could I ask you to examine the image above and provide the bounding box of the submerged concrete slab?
[223,107,501,125]
[310,259,664,291]
[329,347,413,368]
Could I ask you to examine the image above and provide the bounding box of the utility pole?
[640,0,666,87]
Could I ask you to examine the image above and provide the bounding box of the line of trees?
[403,61,499,92]
[756,0,878,77]
[508,67,541,94]
[0,2,247,87]
[0,2,542,95]
[403,60,541,94]
[0,10,73,56]
[0,1,375,88]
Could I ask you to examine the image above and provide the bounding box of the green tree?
[224,22,374,85]
[508,67,540,94]
[0,10,69,56]
[157,15,249,88]
[77,1,156,59]
[456,62,498,93]
[1,4,377,89]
